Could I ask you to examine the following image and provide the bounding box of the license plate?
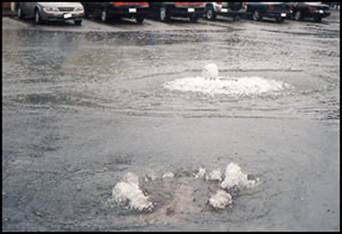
[281,13,286,17]
[221,8,228,13]
[319,10,324,14]
[188,8,195,13]
[129,8,137,13]
[64,13,72,19]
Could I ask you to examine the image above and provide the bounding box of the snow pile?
[209,190,233,209]
[112,172,153,212]
[202,63,219,80]
[221,162,257,190]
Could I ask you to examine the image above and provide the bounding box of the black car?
[149,2,206,22]
[286,2,330,22]
[246,2,287,22]
[204,2,247,21]
[82,2,149,24]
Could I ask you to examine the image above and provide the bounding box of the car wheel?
[136,15,144,24]
[294,11,301,21]
[232,15,240,22]
[190,16,199,23]
[101,9,108,22]
[313,16,322,22]
[74,20,82,26]
[276,17,284,23]
[34,9,43,25]
[160,7,169,22]
[17,6,24,19]
[205,7,216,20]
[252,10,261,21]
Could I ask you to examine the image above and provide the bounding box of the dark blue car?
[286,2,330,22]
[246,2,287,22]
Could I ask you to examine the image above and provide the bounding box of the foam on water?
[206,169,223,182]
[164,76,290,96]
[209,190,233,209]
[221,162,257,190]
[110,163,258,214]
[202,63,219,80]
[112,172,153,212]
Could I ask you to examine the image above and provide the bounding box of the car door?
[24,2,37,18]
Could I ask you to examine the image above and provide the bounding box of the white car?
[17,2,84,25]
[204,2,247,21]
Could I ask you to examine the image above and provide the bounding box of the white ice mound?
[206,169,223,182]
[202,63,219,80]
[221,163,256,190]
[112,173,153,212]
[209,189,233,209]
[164,76,290,96]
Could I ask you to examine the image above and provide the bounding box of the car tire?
[205,6,216,20]
[294,11,301,21]
[313,16,322,22]
[136,15,144,24]
[276,17,284,23]
[252,10,261,21]
[190,16,199,23]
[74,20,82,26]
[34,8,43,25]
[232,15,240,22]
[160,7,169,22]
[17,6,25,19]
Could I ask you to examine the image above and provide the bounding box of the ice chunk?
[202,63,219,80]
[112,173,153,212]
[221,162,256,190]
[206,169,222,181]
[194,167,206,179]
[209,190,233,209]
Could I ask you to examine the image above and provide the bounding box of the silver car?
[17,2,84,25]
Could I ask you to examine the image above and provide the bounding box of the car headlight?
[74,6,84,12]
[43,7,59,12]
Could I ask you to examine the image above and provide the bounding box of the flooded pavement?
[2,12,340,231]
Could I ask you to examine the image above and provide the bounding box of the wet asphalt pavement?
[2,12,340,231]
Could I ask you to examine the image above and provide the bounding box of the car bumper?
[263,11,287,19]
[217,8,246,17]
[168,7,205,18]
[106,6,148,17]
[41,11,84,21]
[313,10,330,18]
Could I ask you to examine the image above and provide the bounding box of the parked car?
[82,2,148,24]
[246,2,287,22]
[149,2,206,22]
[204,2,247,21]
[286,2,330,22]
[17,2,84,25]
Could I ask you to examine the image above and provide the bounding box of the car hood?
[37,2,83,8]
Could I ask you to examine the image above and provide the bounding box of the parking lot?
[2,9,340,231]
